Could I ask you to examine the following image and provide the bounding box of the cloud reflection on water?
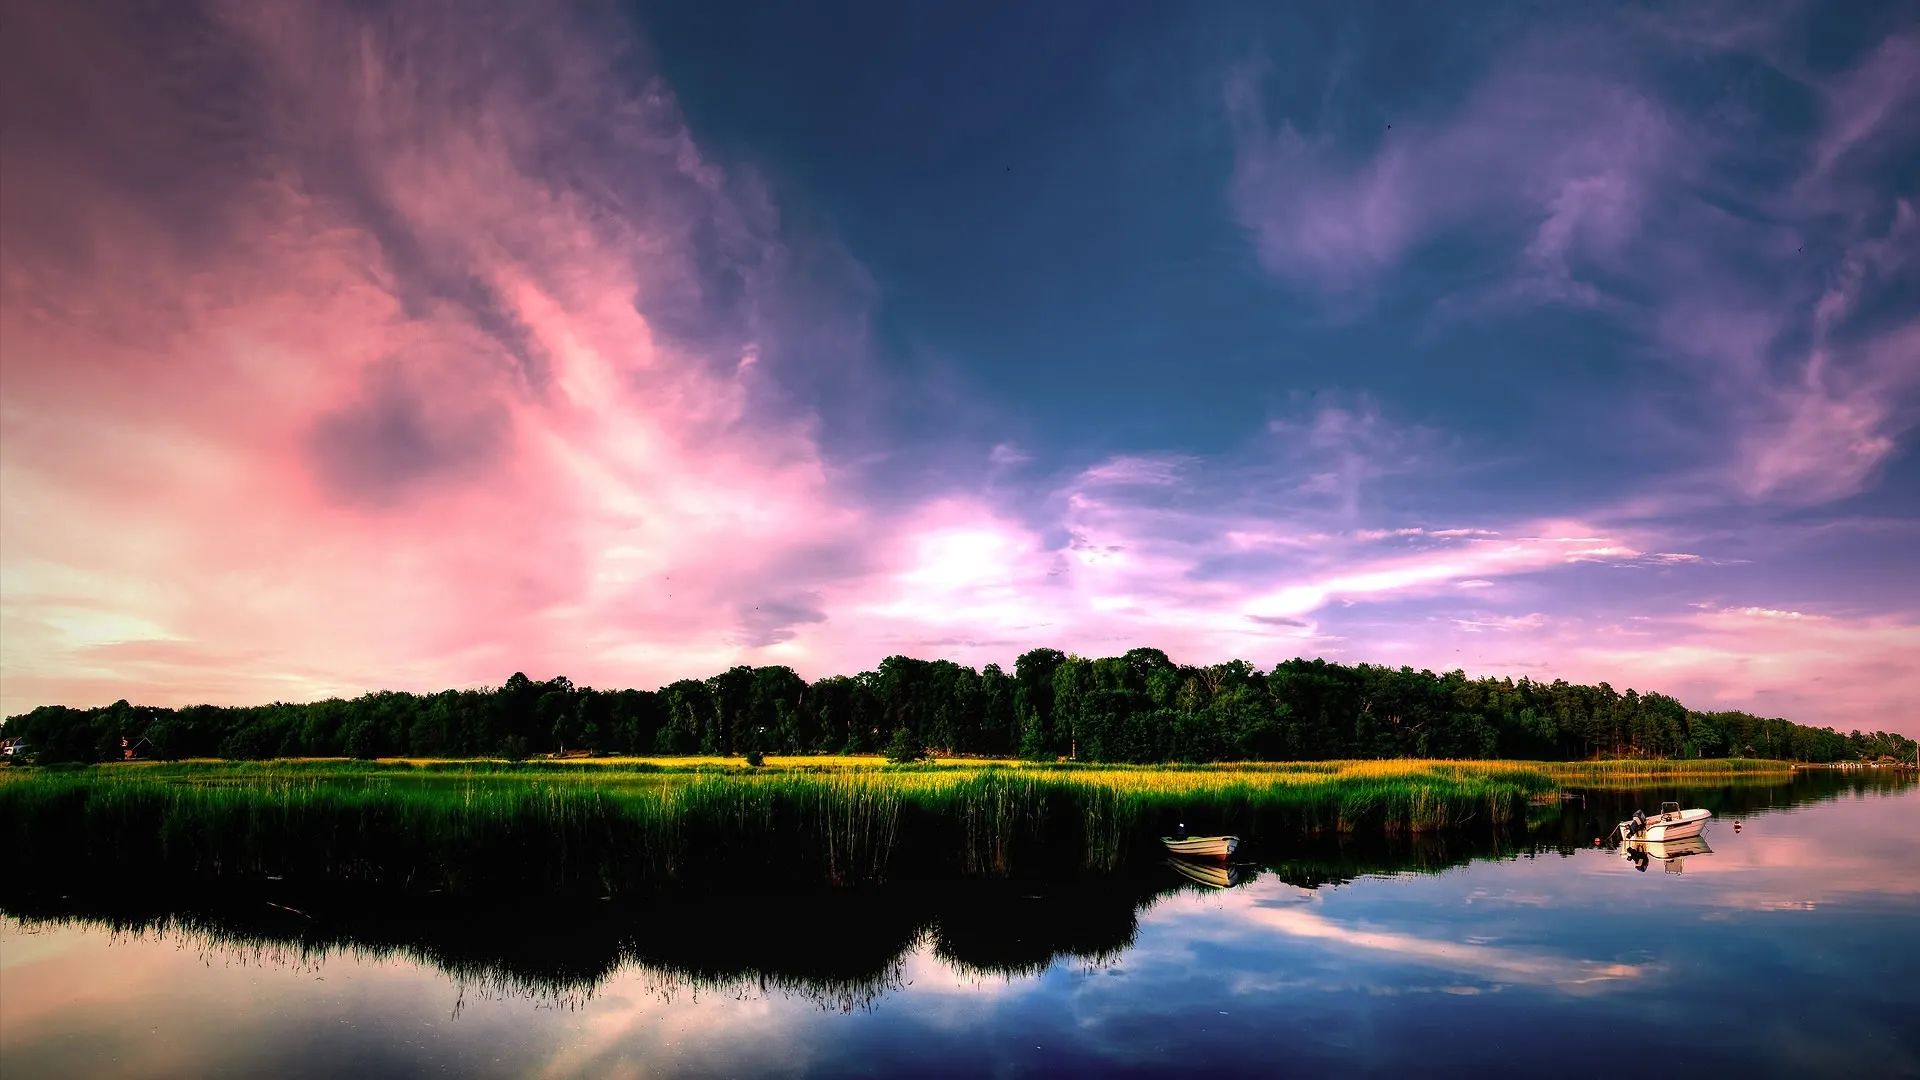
[1215,898,1646,989]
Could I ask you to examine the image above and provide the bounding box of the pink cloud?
[1451,613,1549,633]
[1809,33,1920,181]
[807,444,1667,677]
[0,0,877,710]
[1350,603,1920,736]
[1231,20,1920,515]
[1721,202,1918,504]
[0,0,1911,748]
[1226,52,1675,302]
[1574,606,1920,731]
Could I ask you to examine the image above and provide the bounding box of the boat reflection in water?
[1166,856,1255,890]
[1624,834,1713,874]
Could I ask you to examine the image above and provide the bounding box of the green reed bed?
[0,760,1557,895]
[1538,758,1797,787]
[1542,757,1794,775]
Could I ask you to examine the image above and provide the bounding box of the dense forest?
[3,649,1913,765]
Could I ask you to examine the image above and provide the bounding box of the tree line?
[3,649,1913,765]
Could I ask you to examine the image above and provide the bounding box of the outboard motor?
[1631,809,1646,838]
[1174,822,1188,841]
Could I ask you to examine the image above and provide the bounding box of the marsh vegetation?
[5,766,1907,1014]
[0,757,1826,902]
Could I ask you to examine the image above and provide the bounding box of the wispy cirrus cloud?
[1226,48,1675,305]
[832,414,1667,673]
[1208,10,1920,734]
[1227,18,1920,513]
[2,2,1515,712]
[1,0,1914,742]
[1726,204,1918,503]
[0,0,879,709]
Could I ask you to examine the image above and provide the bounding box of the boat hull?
[1161,836,1239,859]
[1640,819,1703,841]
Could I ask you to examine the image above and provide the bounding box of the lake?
[3,770,1914,1078]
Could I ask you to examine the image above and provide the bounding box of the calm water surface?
[3,774,1915,1078]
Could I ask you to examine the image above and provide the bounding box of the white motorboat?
[1617,801,1712,843]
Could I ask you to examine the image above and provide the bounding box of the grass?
[1539,758,1796,776]
[0,757,1821,896]
[0,758,1581,894]
[10,754,1797,780]
[8,754,1800,780]
[1536,758,1799,789]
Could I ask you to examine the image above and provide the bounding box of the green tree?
[884,725,929,764]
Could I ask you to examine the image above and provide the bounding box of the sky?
[1,0,1916,732]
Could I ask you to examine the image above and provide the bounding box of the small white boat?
[1618,801,1712,843]
[1161,835,1239,859]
